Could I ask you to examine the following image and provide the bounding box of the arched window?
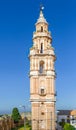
[40,86,45,96]
[39,61,44,73]
[41,26,43,32]
[40,43,43,53]
[41,88,44,95]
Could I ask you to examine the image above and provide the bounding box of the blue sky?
[0,0,76,114]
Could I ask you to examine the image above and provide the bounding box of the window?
[40,43,43,53]
[41,88,44,95]
[41,120,45,128]
[41,112,44,115]
[40,86,46,96]
[67,116,70,123]
[41,26,43,32]
[41,102,44,105]
[40,64,43,73]
[61,119,65,123]
[39,61,44,73]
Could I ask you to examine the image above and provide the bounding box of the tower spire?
[36,4,48,25]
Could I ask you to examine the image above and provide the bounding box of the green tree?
[59,121,65,128]
[64,123,75,130]
[11,107,21,124]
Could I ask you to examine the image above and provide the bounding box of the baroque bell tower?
[29,7,56,130]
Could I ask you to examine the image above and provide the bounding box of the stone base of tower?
[31,102,56,130]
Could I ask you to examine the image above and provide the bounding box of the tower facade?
[29,8,56,130]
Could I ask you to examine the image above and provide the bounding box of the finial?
[40,4,44,12]
[36,4,47,25]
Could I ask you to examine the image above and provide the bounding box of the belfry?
[29,7,56,130]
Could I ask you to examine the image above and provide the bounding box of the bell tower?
[29,7,56,130]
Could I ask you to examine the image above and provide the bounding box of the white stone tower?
[29,7,56,130]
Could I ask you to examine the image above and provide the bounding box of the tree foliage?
[64,123,75,130]
[59,121,65,128]
[11,107,21,123]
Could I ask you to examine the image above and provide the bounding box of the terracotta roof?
[70,110,76,116]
